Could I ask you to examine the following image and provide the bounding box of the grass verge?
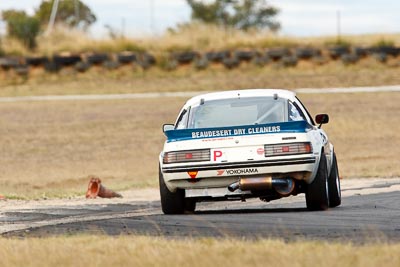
[0,236,400,267]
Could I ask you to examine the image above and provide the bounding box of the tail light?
[163,149,210,164]
[264,142,312,157]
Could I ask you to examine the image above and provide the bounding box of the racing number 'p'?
[213,150,223,161]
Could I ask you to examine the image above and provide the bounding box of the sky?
[0,0,399,38]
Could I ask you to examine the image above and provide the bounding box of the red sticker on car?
[257,148,265,155]
[213,150,223,161]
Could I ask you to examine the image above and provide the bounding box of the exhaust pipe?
[228,176,295,196]
[273,178,295,196]
[227,181,240,192]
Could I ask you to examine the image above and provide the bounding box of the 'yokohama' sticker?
[217,168,259,176]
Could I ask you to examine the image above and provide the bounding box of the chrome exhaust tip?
[273,177,295,196]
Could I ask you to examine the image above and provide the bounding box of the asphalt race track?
[1,179,400,242]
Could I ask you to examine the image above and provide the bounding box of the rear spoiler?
[164,120,313,142]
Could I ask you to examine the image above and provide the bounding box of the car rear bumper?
[162,156,317,191]
[162,157,315,173]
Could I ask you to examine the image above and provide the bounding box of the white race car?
[159,89,341,214]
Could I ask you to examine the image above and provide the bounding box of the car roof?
[184,89,297,107]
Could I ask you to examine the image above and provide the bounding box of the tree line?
[1,0,96,49]
[1,0,279,51]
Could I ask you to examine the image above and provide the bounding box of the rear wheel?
[328,152,341,207]
[306,153,330,211]
[185,199,196,213]
[159,167,196,214]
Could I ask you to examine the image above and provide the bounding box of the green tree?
[186,0,280,31]
[35,0,96,29]
[2,10,40,49]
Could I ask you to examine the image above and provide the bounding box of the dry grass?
[1,24,297,55]
[0,92,398,199]
[300,93,400,178]
[3,23,400,56]
[0,235,400,267]
[0,98,184,199]
[148,23,298,51]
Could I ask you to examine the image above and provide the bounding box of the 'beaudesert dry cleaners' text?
[191,126,281,139]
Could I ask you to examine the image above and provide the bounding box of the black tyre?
[75,61,91,73]
[173,51,198,64]
[159,166,194,214]
[44,61,61,73]
[234,50,255,62]
[223,57,240,69]
[25,56,49,67]
[53,54,81,66]
[306,153,330,210]
[328,46,350,59]
[185,198,196,213]
[193,57,209,70]
[328,152,341,207]
[341,54,359,65]
[206,51,230,63]
[117,52,137,64]
[282,56,298,67]
[87,53,109,65]
[266,47,291,61]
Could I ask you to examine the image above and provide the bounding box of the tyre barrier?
[86,53,109,65]
[223,56,240,69]
[373,52,388,63]
[173,51,199,64]
[193,56,209,70]
[341,53,359,65]
[44,61,61,73]
[295,47,321,59]
[328,46,350,59]
[53,54,82,66]
[103,60,121,70]
[75,61,91,73]
[1,44,400,77]
[206,51,230,62]
[266,48,291,61]
[281,55,298,67]
[142,53,156,65]
[353,47,370,58]
[137,53,156,70]
[0,57,19,70]
[252,54,270,67]
[117,51,137,64]
[234,50,256,62]
[25,56,49,67]
[370,45,400,57]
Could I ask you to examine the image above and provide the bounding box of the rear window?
[186,97,288,129]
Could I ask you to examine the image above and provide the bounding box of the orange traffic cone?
[86,176,122,199]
